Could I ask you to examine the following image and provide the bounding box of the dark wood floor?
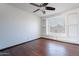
[0,38,79,56]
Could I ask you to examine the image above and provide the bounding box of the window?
[67,13,78,37]
[46,16,65,35]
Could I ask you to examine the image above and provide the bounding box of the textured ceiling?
[8,3,79,17]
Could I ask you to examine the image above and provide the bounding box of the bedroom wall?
[41,8,79,44]
[0,4,41,50]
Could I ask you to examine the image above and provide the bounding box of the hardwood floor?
[0,38,79,56]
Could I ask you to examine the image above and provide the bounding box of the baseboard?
[39,37,79,46]
[0,38,40,51]
[1,37,79,51]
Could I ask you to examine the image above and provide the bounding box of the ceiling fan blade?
[41,3,48,7]
[30,3,40,7]
[33,9,40,13]
[46,7,55,10]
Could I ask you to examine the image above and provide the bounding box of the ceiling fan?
[30,3,55,14]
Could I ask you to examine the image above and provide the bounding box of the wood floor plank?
[1,38,79,56]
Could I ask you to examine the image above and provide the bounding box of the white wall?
[0,4,41,50]
[41,8,79,44]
